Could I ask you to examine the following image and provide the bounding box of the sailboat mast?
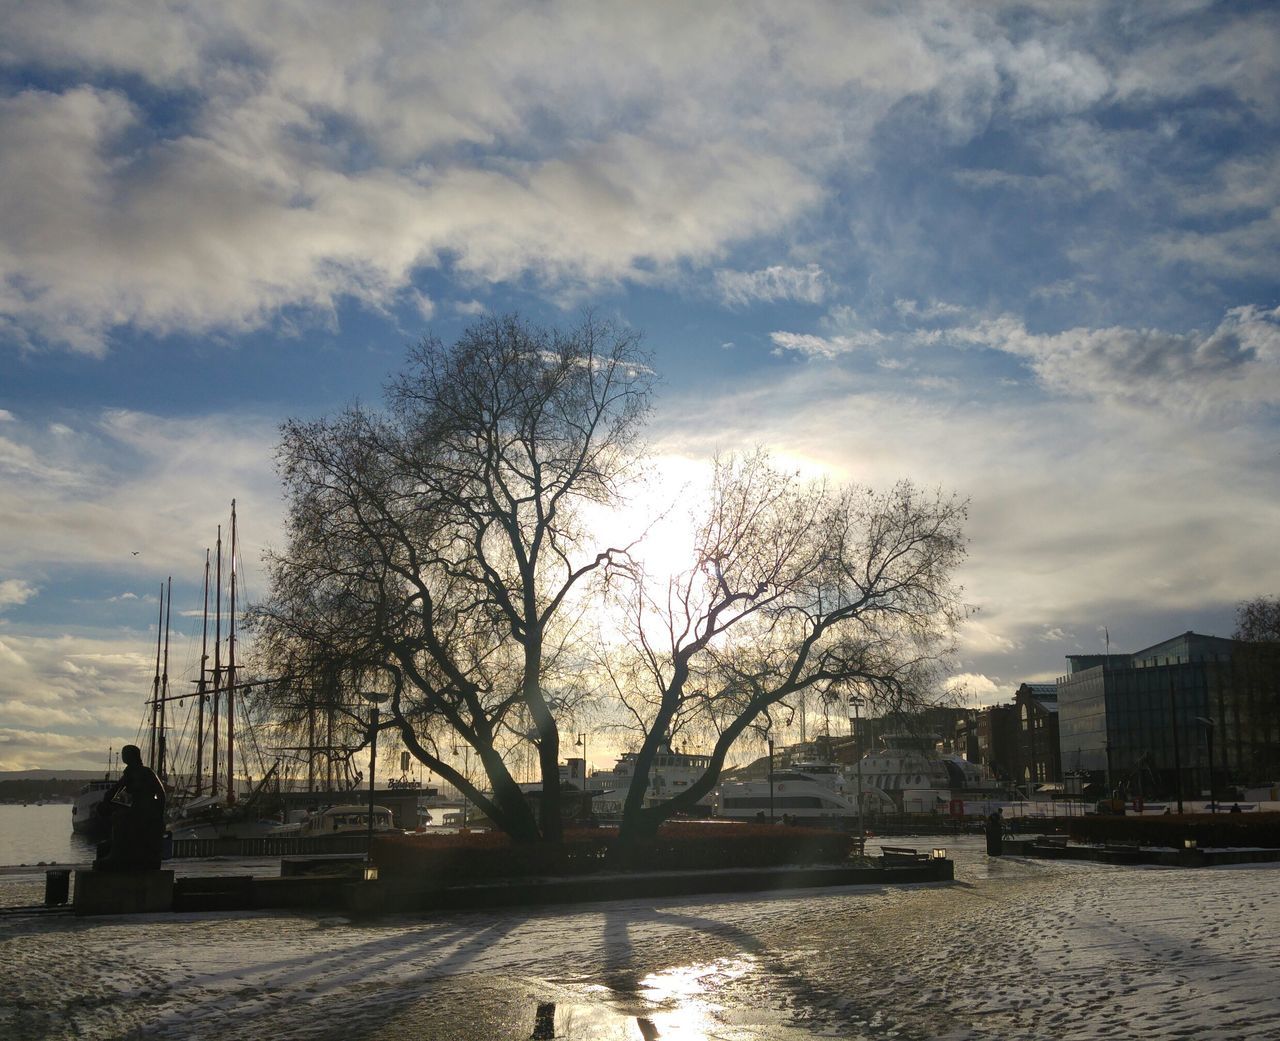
[212,524,222,796]
[195,550,210,796]
[226,499,237,805]
[149,583,163,770]
[159,575,172,782]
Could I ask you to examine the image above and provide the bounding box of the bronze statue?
[93,744,167,872]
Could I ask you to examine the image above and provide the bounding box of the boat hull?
[71,780,115,839]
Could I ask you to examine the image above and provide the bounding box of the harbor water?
[0,804,96,867]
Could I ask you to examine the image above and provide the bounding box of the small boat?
[272,804,396,837]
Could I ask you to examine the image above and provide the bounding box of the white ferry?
[714,760,867,823]
[589,742,717,817]
[857,734,999,810]
[271,804,396,837]
[71,778,116,838]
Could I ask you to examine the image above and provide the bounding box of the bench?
[879,845,929,865]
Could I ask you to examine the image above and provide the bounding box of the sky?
[1,0,1278,773]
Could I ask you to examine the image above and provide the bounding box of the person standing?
[985,807,1004,856]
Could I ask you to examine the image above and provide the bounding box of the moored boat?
[71,777,116,839]
[271,803,396,837]
[715,760,866,824]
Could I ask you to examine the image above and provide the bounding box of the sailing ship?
[127,501,286,838]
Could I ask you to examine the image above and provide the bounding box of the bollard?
[45,868,71,906]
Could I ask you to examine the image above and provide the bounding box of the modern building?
[1056,632,1238,799]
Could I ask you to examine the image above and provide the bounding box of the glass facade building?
[1057,633,1236,797]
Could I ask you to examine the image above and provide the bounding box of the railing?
[169,834,371,859]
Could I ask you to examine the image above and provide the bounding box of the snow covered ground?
[2,835,1277,1040]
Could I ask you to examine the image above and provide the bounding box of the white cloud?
[5,3,1271,352]
[0,632,154,770]
[0,409,283,576]
[946,672,1004,707]
[654,335,1280,697]
[715,264,829,308]
[0,579,37,610]
[944,306,1280,410]
[894,298,969,322]
[769,329,887,359]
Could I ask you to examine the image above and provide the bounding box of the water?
[0,803,97,866]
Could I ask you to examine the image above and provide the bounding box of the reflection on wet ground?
[4,834,1278,1040]
[540,957,760,1039]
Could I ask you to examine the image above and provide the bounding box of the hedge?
[370,821,855,881]
[1067,811,1280,849]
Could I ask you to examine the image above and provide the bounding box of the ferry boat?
[271,804,396,837]
[857,733,999,810]
[589,742,717,817]
[71,777,116,839]
[714,760,871,823]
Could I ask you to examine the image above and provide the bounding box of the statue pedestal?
[73,869,174,916]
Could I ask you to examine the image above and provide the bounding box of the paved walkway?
[2,836,1278,1039]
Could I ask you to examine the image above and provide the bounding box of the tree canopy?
[253,314,968,846]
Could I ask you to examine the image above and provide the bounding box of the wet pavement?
[2,835,1278,1040]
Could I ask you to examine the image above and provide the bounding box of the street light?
[1169,678,1185,814]
[768,735,775,822]
[575,732,588,789]
[847,696,866,856]
[451,744,470,828]
[355,691,391,862]
[1195,717,1216,813]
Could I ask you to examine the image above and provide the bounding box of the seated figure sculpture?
[93,744,167,872]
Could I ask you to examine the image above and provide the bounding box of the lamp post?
[768,735,775,822]
[1195,717,1216,813]
[354,691,390,866]
[451,744,470,827]
[1169,678,1184,814]
[575,731,588,789]
[848,696,865,856]
[366,706,379,857]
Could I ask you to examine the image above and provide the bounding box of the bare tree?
[1232,595,1280,780]
[252,314,652,842]
[605,452,968,847]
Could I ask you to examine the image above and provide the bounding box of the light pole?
[767,735,775,822]
[575,731,588,789]
[451,744,470,827]
[1169,678,1184,814]
[355,691,390,865]
[367,706,379,856]
[848,696,865,856]
[1195,717,1216,812]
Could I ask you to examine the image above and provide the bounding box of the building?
[1014,683,1061,788]
[957,686,1060,791]
[1056,631,1238,799]
[973,703,1019,783]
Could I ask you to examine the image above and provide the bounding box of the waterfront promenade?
[2,834,1277,1040]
